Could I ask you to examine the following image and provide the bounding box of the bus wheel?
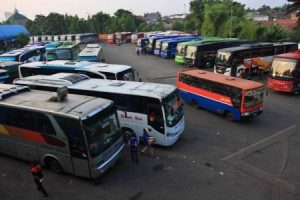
[45,157,63,174]
[190,99,199,109]
[225,112,233,121]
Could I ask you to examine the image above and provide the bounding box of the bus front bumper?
[241,108,263,120]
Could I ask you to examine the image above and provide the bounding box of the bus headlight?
[242,112,250,116]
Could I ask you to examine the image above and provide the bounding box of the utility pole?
[184,3,186,32]
[230,2,233,38]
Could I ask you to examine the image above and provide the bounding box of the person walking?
[129,134,139,163]
[31,161,48,197]
[141,128,155,156]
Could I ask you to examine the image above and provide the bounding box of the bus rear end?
[268,51,300,93]
[107,34,115,44]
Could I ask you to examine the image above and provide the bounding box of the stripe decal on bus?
[0,124,66,147]
[179,88,233,107]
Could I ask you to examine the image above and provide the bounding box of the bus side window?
[144,98,164,133]
[55,116,87,159]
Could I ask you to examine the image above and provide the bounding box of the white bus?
[14,73,185,146]
[0,84,124,179]
[77,44,104,62]
[18,60,138,81]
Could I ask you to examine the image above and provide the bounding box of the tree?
[138,23,151,32]
[15,33,29,47]
[153,21,165,31]
[172,21,184,31]
[287,0,300,27]
[46,13,66,34]
[264,24,289,42]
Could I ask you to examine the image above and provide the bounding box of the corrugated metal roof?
[0,25,29,41]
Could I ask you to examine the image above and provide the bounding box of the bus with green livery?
[56,42,80,61]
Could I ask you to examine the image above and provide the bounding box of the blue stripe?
[179,89,242,120]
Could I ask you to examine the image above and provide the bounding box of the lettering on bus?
[117,111,147,125]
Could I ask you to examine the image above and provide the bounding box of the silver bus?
[0,84,124,179]
[14,73,185,146]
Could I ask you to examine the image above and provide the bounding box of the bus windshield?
[176,44,186,56]
[148,39,153,48]
[270,58,298,80]
[243,87,264,108]
[57,49,72,60]
[216,52,231,66]
[83,106,121,158]
[162,89,184,127]
[186,46,197,59]
[161,43,168,51]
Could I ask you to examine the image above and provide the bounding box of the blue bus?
[160,36,201,59]
[146,35,185,54]
[0,46,46,80]
[0,70,9,83]
[154,38,181,56]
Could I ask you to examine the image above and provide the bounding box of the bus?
[115,32,132,44]
[215,42,298,77]
[0,84,124,179]
[160,36,201,59]
[177,69,264,121]
[67,34,76,42]
[56,42,80,60]
[0,46,46,80]
[131,33,144,44]
[77,44,104,62]
[45,41,63,61]
[136,38,149,54]
[268,50,300,93]
[0,70,9,83]
[174,38,236,64]
[75,33,98,44]
[53,35,61,42]
[185,40,253,68]
[146,35,181,54]
[107,34,116,44]
[18,60,137,81]
[14,73,185,146]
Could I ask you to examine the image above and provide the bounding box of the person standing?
[141,128,155,156]
[129,134,139,163]
[31,161,48,197]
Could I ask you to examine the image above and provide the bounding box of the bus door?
[59,118,91,178]
[145,99,165,142]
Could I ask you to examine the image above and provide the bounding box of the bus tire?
[225,111,233,121]
[122,128,135,143]
[190,99,199,109]
[45,157,63,174]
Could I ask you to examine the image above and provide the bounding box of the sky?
[0,0,289,21]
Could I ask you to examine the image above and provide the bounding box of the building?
[6,8,30,26]
[144,12,161,25]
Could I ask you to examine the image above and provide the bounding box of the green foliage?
[153,21,165,31]
[172,21,184,31]
[138,23,151,32]
[290,27,300,42]
[287,0,300,27]
[15,33,29,47]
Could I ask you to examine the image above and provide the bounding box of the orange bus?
[177,69,264,121]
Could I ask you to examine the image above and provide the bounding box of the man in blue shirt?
[129,134,139,163]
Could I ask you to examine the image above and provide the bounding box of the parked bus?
[160,36,201,59]
[56,42,80,60]
[177,69,264,121]
[0,46,46,80]
[268,50,300,93]
[131,33,144,44]
[67,34,76,42]
[14,73,185,146]
[115,32,132,44]
[45,41,63,61]
[53,35,61,42]
[18,60,137,81]
[185,40,253,68]
[77,44,104,62]
[136,38,149,54]
[0,84,124,179]
[153,37,184,56]
[174,38,236,64]
[107,34,116,44]
[215,42,298,77]
[33,36,41,42]
[146,35,181,54]
[75,33,98,44]
[0,70,9,83]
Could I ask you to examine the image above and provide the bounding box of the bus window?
[55,117,87,159]
[145,98,164,133]
[57,50,72,60]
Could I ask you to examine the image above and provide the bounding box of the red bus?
[177,69,264,121]
[268,50,300,93]
[107,34,115,44]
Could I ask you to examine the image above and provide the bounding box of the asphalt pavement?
[0,43,299,200]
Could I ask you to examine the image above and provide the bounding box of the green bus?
[175,38,237,64]
[56,42,81,60]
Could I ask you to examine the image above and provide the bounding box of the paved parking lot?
[0,43,299,200]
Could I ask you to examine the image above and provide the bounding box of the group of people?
[129,127,155,164]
